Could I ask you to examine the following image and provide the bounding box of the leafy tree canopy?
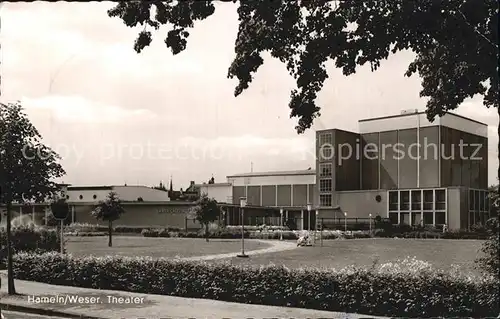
[92,192,125,222]
[192,193,220,226]
[108,0,498,133]
[0,102,65,204]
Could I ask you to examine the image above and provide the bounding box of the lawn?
[213,238,485,274]
[65,236,271,258]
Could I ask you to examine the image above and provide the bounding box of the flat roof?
[227,169,315,178]
[358,111,487,126]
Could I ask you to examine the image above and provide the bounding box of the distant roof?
[68,186,113,191]
[227,169,316,178]
[197,182,232,186]
[358,111,487,126]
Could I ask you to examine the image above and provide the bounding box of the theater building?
[315,110,490,230]
[202,110,491,231]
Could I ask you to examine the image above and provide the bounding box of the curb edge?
[0,302,104,319]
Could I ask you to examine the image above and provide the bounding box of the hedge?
[0,226,60,267]
[64,223,181,234]
[64,232,106,237]
[141,228,373,240]
[12,253,499,318]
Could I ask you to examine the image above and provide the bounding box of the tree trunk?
[497,106,499,216]
[205,223,209,242]
[108,220,112,247]
[6,201,16,295]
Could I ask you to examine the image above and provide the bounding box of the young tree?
[0,101,65,295]
[92,191,125,247]
[192,193,220,242]
[108,0,499,189]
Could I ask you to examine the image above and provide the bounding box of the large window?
[411,190,421,210]
[468,189,490,228]
[389,191,398,211]
[389,212,398,224]
[435,190,446,210]
[319,179,332,192]
[423,190,433,210]
[387,188,447,227]
[319,194,332,207]
[399,191,410,211]
[319,163,333,177]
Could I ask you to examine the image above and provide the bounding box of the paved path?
[0,275,386,319]
[177,239,297,261]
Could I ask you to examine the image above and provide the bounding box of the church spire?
[169,175,173,192]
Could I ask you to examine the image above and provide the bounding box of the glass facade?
[468,189,490,228]
[388,188,447,226]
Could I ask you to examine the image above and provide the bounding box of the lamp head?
[240,197,247,207]
[307,203,311,211]
[344,212,347,216]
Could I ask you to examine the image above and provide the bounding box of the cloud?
[21,95,158,124]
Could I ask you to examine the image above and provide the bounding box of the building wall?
[447,187,461,230]
[247,186,261,206]
[112,186,170,201]
[379,130,398,189]
[67,186,170,203]
[232,184,315,207]
[419,126,440,188]
[277,185,291,206]
[74,203,194,229]
[228,174,315,186]
[335,129,361,191]
[334,190,387,218]
[361,133,379,190]
[67,188,112,203]
[261,185,276,206]
[199,184,232,203]
[293,184,308,206]
[359,112,488,138]
[440,126,488,189]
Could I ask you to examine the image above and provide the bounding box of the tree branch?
[457,10,498,50]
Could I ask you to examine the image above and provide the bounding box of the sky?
[1,1,498,189]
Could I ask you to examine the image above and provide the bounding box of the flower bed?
[12,253,498,318]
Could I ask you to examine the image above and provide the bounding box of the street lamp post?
[315,210,319,246]
[280,208,283,241]
[344,211,347,233]
[369,213,372,235]
[237,197,248,258]
[307,203,312,232]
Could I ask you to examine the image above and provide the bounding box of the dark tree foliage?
[108,0,498,132]
[109,0,499,207]
[92,191,125,247]
[191,193,220,242]
[0,101,66,294]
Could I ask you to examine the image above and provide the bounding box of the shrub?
[475,217,500,279]
[12,253,498,318]
[0,225,60,267]
[64,232,106,237]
